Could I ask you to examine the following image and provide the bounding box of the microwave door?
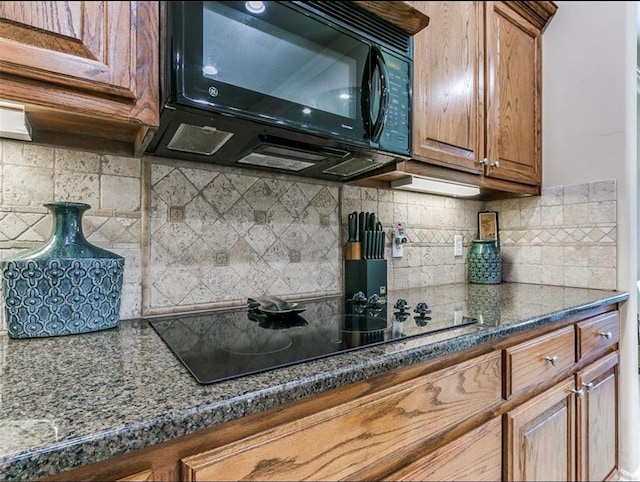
[177,1,370,145]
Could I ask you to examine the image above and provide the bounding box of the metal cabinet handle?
[479,158,489,166]
[490,160,500,168]
[545,355,560,366]
[582,382,595,392]
[598,331,613,339]
[570,388,585,399]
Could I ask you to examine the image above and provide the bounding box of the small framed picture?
[478,211,499,242]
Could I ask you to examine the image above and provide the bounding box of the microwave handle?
[370,46,390,143]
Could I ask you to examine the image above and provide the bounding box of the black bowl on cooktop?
[150,296,478,385]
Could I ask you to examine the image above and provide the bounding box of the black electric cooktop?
[150,295,478,385]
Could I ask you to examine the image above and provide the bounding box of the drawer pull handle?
[490,160,500,168]
[479,158,489,166]
[545,355,560,366]
[582,382,595,392]
[598,331,613,339]
[570,388,585,399]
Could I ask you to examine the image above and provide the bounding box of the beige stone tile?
[589,179,616,202]
[563,266,590,288]
[376,201,394,226]
[119,283,142,320]
[540,265,564,286]
[55,148,100,173]
[393,190,408,204]
[342,185,361,200]
[587,267,616,290]
[500,209,521,230]
[362,187,378,201]
[563,245,589,267]
[4,141,54,168]
[564,183,589,205]
[101,175,140,211]
[407,203,421,226]
[541,205,563,226]
[520,207,542,228]
[563,203,589,226]
[3,165,54,206]
[588,245,616,268]
[102,155,141,177]
[588,201,616,225]
[541,186,563,206]
[541,245,564,266]
[54,172,100,205]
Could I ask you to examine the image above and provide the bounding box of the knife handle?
[347,213,356,242]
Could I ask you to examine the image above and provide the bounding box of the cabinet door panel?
[0,2,131,93]
[411,1,483,173]
[505,377,576,481]
[577,352,619,481]
[485,2,541,186]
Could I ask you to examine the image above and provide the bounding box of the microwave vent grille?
[322,157,384,178]
[303,1,410,56]
[167,124,233,156]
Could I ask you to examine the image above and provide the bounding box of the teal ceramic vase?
[467,239,501,284]
[0,202,124,339]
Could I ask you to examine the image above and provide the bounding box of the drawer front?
[385,415,502,481]
[181,351,502,481]
[505,325,575,398]
[576,311,619,360]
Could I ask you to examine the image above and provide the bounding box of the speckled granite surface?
[0,282,628,481]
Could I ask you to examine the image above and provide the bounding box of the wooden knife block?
[345,242,361,260]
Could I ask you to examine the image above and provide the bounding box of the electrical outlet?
[454,235,463,257]
[392,239,404,258]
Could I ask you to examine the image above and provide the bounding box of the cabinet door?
[386,416,502,481]
[505,377,577,481]
[576,352,619,482]
[485,2,541,186]
[411,1,484,173]
[0,1,159,151]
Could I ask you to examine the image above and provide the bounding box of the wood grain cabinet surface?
[181,351,502,481]
[364,1,557,197]
[0,1,159,155]
[504,312,620,482]
[47,304,620,482]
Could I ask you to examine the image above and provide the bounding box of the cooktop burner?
[150,295,478,385]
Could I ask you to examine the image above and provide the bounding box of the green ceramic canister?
[467,239,502,284]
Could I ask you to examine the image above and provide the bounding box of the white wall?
[543,1,639,477]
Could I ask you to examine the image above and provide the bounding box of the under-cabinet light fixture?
[0,100,32,142]
[390,175,480,198]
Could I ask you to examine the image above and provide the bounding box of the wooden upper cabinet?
[485,2,541,186]
[0,1,159,155]
[411,1,484,174]
[410,1,556,193]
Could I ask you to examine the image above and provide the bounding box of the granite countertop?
[0,282,629,481]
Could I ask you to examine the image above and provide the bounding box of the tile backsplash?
[0,140,618,330]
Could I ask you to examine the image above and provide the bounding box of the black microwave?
[146,1,413,181]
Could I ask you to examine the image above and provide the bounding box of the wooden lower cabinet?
[577,352,619,481]
[46,306,621,482]
[180,351,502,481]
[385,416,502,481]
[505,377,577,481]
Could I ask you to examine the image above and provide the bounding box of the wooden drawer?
[181,351,502,481]
[576,311,619,360]
[504,325,576,398]
[385,416,502,481]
